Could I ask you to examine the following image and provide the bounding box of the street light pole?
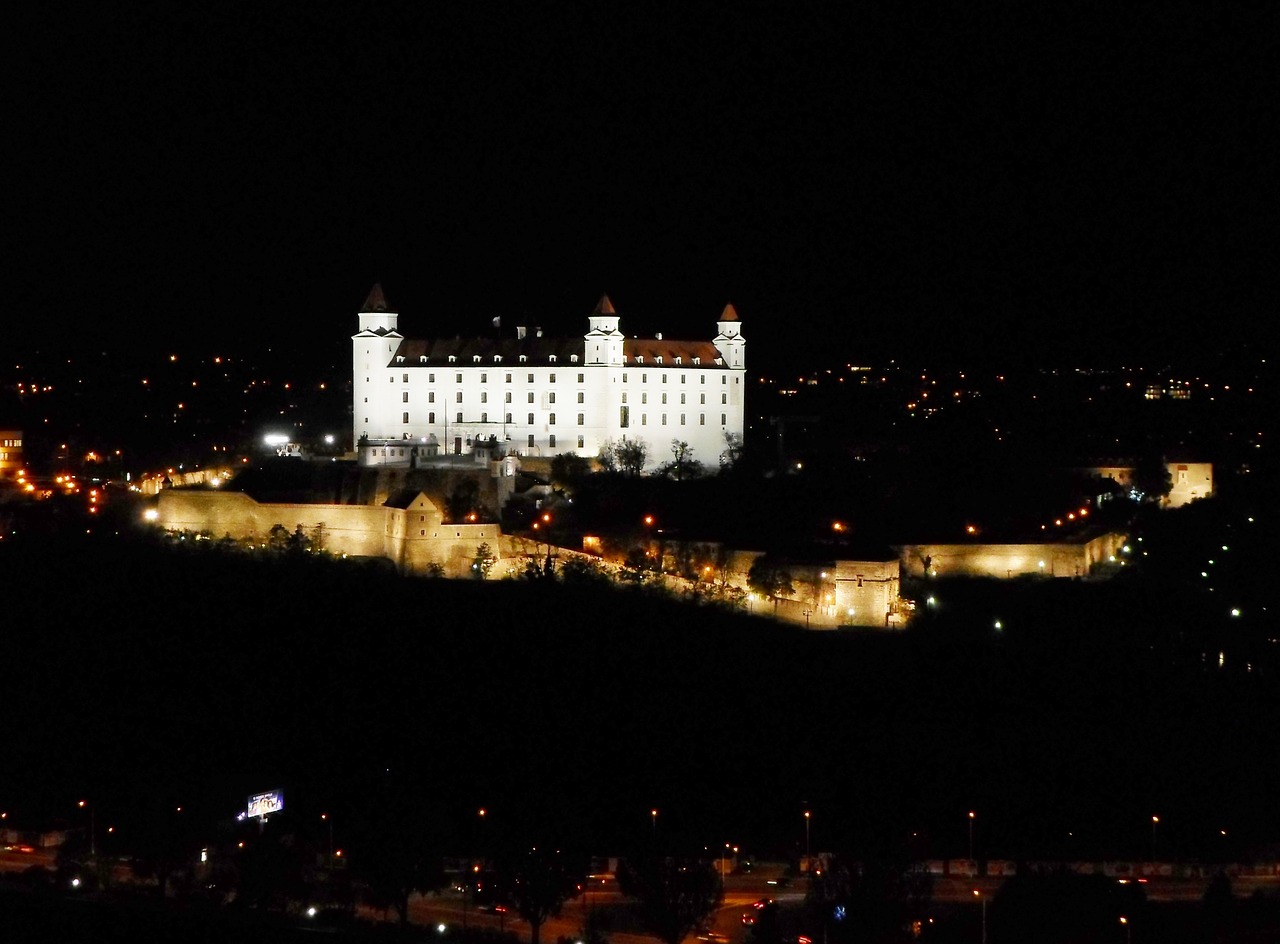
[968,811,976,870]
[1151,815,1159,860]
[651,808,658,840]
[804,810,811,872]
[973,890,986,944]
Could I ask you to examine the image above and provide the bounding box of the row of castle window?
[402,412,727,427]
[382,371,730,386]
[396,390,728,406]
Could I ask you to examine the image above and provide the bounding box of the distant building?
[352,286,746,470]
[1077,461,1213,508]
[0,429,23,476]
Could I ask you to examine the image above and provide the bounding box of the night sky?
[10,4,1276,369]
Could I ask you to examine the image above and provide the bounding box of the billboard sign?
[247,790,284,818]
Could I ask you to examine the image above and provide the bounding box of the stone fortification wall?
[897,531,1127,579]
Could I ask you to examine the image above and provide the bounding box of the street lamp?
[804,810,811,872]
[651,808,658,838]
[79,800,95,857]
[1119,916,1131,944]
[1151,815,1159,860]
[321,813,333,867]
[968,811,976,869]
[973,890,986,944]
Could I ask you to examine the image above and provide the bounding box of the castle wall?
[897,531,1128,579]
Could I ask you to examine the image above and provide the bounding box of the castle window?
[505,391,512,403]
[519,355,527,363]
[481,412,488,422]
[700,393,705,404]
[680,393,686,404]
[571,354,578,363]
[656,357,663,365]
[506,413,512,423]
[397,357,404,364]
[456,373,462,383]
[448,355,456,363]
[693,357,700,366]
[549,356,557,364]
[716,358,724,365]
[577,435,584,448]
[505,373,512,382]
[549,434,556,448]
[480,392,488,403]
[429,373,435,382]
[494,355,502,363]
[402,412,409,423]
[481,373,487,383]
[549,413,555,425]
[549,373,556,382]
[528,434,535,447]
[662,374,668,383]
[456,392,463,403]
[700,414,705,425]
[641,414,647,425]
[642,374,648,383]
[722,393,727,404]
[636,356,644,364]
[681,374,686,383]
[473,355,481,363]
[642,392,647,404]
[680,414,686,425]
[528,413,534,424]
[420,355,428,363]
[403,391,409,403]
[527,373,534,383]
[621,392,627,404]
[456,412,462,422]
[721,413,727,425]
[577,373,584,383]
[661,413,667,425]
[528,392,534,403]
[429,392,435,403]
[722,375,727,384]
[622,373,627,382]
[429,412,435,423]
[661,393,667,404]
[577,392,584,403]
[577,413,584,425]
[548,392,555,404]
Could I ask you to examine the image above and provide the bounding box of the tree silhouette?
[747,556,794,611]
[618,856,722,944]
[502,846,583,944]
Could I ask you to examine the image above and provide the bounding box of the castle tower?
[352,282,403,447]
[584,293,624,366]
[713,303,745,369]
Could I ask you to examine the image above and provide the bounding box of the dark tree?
[350,785,448,928]
[616,439,648,477]
[551,452,593,490]
[618,856,723,944]
[503,846,584,944]
[747,556,794,610]
[1132,453,1172,502]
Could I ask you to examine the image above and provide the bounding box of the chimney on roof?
[517,326,527,340]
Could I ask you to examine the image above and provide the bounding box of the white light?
[307,906,317,917]
[437,924,448,934]
[1231,608,1241,617]
[994,621,1002,630]
[324,434,335,445]
[144,508,159,522]
[71,877,81,888]
[263,434,289,446]
[1038,560,1045,568]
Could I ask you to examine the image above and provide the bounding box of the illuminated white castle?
[352,286,745,469]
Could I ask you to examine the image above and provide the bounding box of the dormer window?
[655,356,663,365]
[494,355,502,363]
[420,355,428,363]
[396,356,405,363]
[636,355,644,364]
[715,358,724,365]
[473,355,481,363]
[692,357,700,365]
[448,355,456,363]
[570,354,578,363]
[674,356,682,365]
[549,355,557,363]
[519,355,527,363]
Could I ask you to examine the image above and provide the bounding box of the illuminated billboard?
[247,790,284,818]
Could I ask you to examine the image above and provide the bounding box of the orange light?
[644,515,654,526]
[335,849,342,857]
